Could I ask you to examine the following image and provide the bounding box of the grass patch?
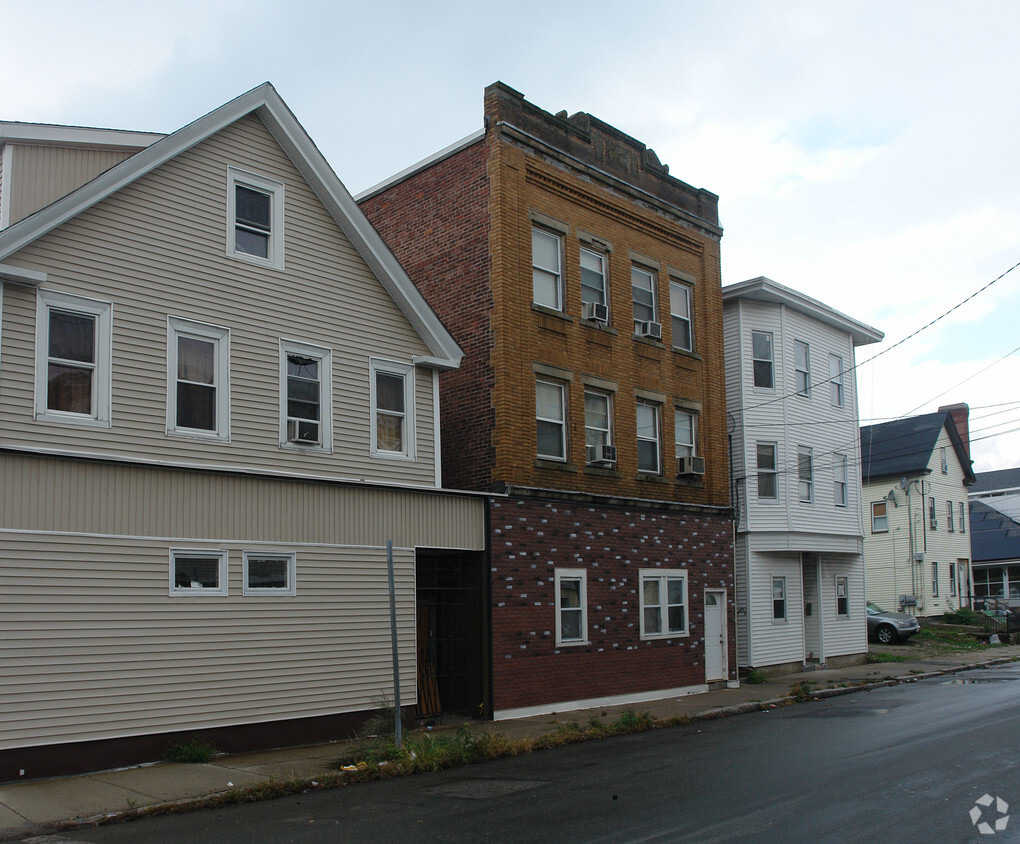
[743,669,768,685]
[867,652,907,663]
[941,608,986,626]
[915,628,989,650]
[166,736,217,764]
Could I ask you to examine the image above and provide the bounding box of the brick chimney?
[939,402,970,461]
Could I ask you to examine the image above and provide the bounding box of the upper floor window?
[756,442,778,500]
[536,378,567,461]
[584,389,612,450]
[932,561,939,597]
[872,500,888,532]
[636,400,661,474]
[675,409,698,460]
[829,354,844,407]
[798,446,814,503]
[371,359,415,458]
[669,281,693,352]
[532,228,563,311]
[751,330,774,388]
[959,502,966,533]
[167,316,230,440]
[833,453,847,507]
[35,290,112,427]
[929,496,937,529]
[280,340,332,451]
[631,265,657,329]
[555,568,587,646]
[794,340,810,397]
[580,247,607,310]
[947,500,955,532]
[640,569,688,638]
[228,167,284,268]
[940,446,948,473]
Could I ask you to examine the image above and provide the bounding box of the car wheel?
[876,625,897,645]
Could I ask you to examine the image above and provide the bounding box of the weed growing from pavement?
[743,669,768,684]
[165,736,217,764]
[867,652,907,663]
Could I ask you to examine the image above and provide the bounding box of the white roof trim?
[0,263,45,285]
[0,84,462,369]
[0,121,164,151]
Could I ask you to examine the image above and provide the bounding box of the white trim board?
[494,683,709,721]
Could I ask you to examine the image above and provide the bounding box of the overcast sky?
[4,0,1018,471]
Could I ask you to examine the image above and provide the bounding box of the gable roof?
[0,83,462,370]
[971,467,1020,495]
[860,410,976,484]
[969,499,1020,564]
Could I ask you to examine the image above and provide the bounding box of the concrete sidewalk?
[3,644,1019,842]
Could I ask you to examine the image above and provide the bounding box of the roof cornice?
[0,121,164,151]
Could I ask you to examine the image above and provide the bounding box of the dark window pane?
[638,440,659,472]
[175,557,220,589]
[177,382,216,430]
[48,364,92,413]
[236,186,270,230]
[668,605,686,632]
[287,355,318,379]
[49,310,95,363]
[287,376,320,405]
[537,420,564,458]
[248,558,288,589]
[376,372,404,412]
[235,227,269,258]
[644,607,661,634]
[178,337,215,384]
[753,360,773,388]
[561,609,581,640]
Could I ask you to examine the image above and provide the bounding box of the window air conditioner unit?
[586,444,617,466]
[287,419,320,445]
[637,321,662,340]
[677,455,706,476]
[582,302,609,323]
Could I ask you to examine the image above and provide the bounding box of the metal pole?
[386,540,402,748]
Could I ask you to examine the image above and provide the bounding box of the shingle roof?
[860,410,975,484]
[971,467,1020,494]
[969,499,1020,564]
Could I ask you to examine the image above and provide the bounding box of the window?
[932,562,939,597]
[798,446,813,503]
[532,228,563,310]
[536,378,567,461]
[794,340,810,397]
[836,576,849,616]
[949,562,957,597]
[929,496,937,529]
[959,502,966,534]
[940,446,948,474]
[243,551,296,596]
[947,501,955,532]
[280,340,331,451]
[756,442,778,500]
[584,389,612,450]
[167,317,230,439]
[371,359,415,458]
[228,167,284,268]
[675,409,697,460]
[631,265,657,328]
[640,569,688,638]
[35,290,113,426]
[170,549,228,596]
[772,576,787,620]
[829,354,844,407]
[636,400,661,473]
[833,453,847,507]
[751,330,774,388]
[669,280,693,351]
[555,568,587,645]
[580,247,607,308]
[872,501,889,532]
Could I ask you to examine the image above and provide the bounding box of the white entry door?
[704,589,726,682]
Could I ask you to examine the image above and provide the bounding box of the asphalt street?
[39,664,1020,844]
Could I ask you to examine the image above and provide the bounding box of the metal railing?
[966,595,1020,639]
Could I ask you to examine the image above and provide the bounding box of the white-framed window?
[675,409,698,460]
[836,576,849,616]
[959,502,966,534]
[640,568,688,638]
[947,500,955,532]
[243,551,296,596]
[829,354,844,407]
[170,549,228,596]
[536,378,567,461]
[227,167,285,268]
[794,340,810,397]
[532,228,563,311]
[555,568,587,646]
[669,280,693,352]
[584,389,612,450]
[940,446,948,474]
[167,316,230,440]
[371,359,415,458]
[631,265,657,328]
[756,442,778,500]
[580,247,607,309]
[932,562,939,597]
[929,496,937,529]
[772,576,787,621]
[34,289,113,426]
[751,330,774,388]
[833,453,847,507]
[872,500,888,533]
[798,446,814,503]
[950,561,958,597]
[636,400,661,474]
[280,340,332,451]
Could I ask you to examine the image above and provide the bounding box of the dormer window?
[227,167,284,268]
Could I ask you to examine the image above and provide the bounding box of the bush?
[167,736,217,764]
[942,608,985,626]
[744,669,768,685]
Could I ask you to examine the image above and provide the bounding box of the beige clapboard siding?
[819,555,868,657]
[747,551,804,667]
[0,113,438,486]
[0,453,485,549]
[0,532,423,748]
[6,144,137,225]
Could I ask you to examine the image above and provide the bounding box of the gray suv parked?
[867,602,921,644]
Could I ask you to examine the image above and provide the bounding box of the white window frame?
[751,330,774,389]
[959,502,966,534]
[370,358,416,459]
[669,280,693,352]
[772,575,787,621]
[584,389,613,450]
[170,548,228,597]
[554,568,588,646]
[940,446,948,474]
[34,289,113,427]
[872,500,889,533]
[794,340,811,397]
[636,400,661,474]
[932,561,939,597]
[833,453,847,507]
[166,316,230,441]
[756,442,778,500]
[798,446,814,503]
[579,246,607,309]
[631,265,657,328]
[532,227,563,311]
[929,496,937,529]
[836,576,849,616]
[536,377,567,462]
[639,568,689,639]
[829,354,844,408]
[243,551,297,596]
[950,562,958,597]
[280,339,332,453]
[227,167,285,269]
[675,409,698,460]
[947,500,955,532]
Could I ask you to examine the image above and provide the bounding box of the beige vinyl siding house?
[0,85,487,780]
